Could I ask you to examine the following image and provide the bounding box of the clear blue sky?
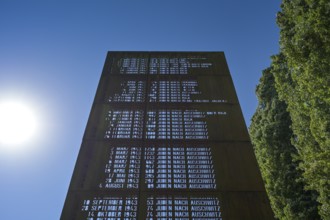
[0,1,280,219]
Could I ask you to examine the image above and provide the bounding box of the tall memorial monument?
[61,51,274,219]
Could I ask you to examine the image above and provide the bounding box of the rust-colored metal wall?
[61,52,274,219]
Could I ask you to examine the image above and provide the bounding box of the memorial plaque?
[61,52,274,219]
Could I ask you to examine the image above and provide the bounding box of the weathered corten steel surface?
[61,51,274,220]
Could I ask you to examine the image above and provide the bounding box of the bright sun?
[0,100,38,146]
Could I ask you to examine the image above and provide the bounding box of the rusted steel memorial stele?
[61,51,274,219]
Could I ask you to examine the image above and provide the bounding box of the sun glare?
[0,100,38,147]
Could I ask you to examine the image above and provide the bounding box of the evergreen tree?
[250,65,319,219]
[274,0,330,217]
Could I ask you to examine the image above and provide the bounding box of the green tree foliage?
[274,0,330,217]
[250,66,319,219]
